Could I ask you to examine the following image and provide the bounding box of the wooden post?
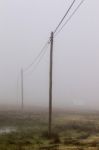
[21,68,24,112]
[49,32,54,138]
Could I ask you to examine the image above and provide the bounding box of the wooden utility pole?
[21,68,24,112]
[49,32,54,138]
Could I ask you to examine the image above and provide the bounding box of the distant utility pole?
[21,68,24,112]
[49,32,54,138]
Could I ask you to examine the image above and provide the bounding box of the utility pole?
[21,68,24,112]
[49,32,54,138]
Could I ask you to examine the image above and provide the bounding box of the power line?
[55,0,86,37]
[23,40,50,73]
[54,0,76,34]
[23,0,84,73]
[19,42,49,114]
[18,0,87,136]
[26,43,49,75]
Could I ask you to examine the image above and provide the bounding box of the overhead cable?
[23,40,50,73]
[26,44,49,75]
[54,0,76,34]
[55,0,86,37]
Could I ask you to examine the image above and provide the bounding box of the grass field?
[0,109,99,150]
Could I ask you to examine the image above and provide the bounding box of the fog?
[0,0,99,110]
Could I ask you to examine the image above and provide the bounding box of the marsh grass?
[0,110,99,149]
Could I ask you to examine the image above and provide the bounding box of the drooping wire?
[26,43,49,76]
[23,40,50,73]
[54,0,86,37]
[54,0,76,34]
[23,0,86,74]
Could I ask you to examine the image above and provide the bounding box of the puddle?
[0,127,16,134]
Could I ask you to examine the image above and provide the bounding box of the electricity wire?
[54,0,76,34]
[23,40,50,73]
[22,0,86,74]
[55,0,86,37]
[27,44,49,75]
[23,0,83,73]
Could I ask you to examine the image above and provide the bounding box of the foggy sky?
[0,0,99,110]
